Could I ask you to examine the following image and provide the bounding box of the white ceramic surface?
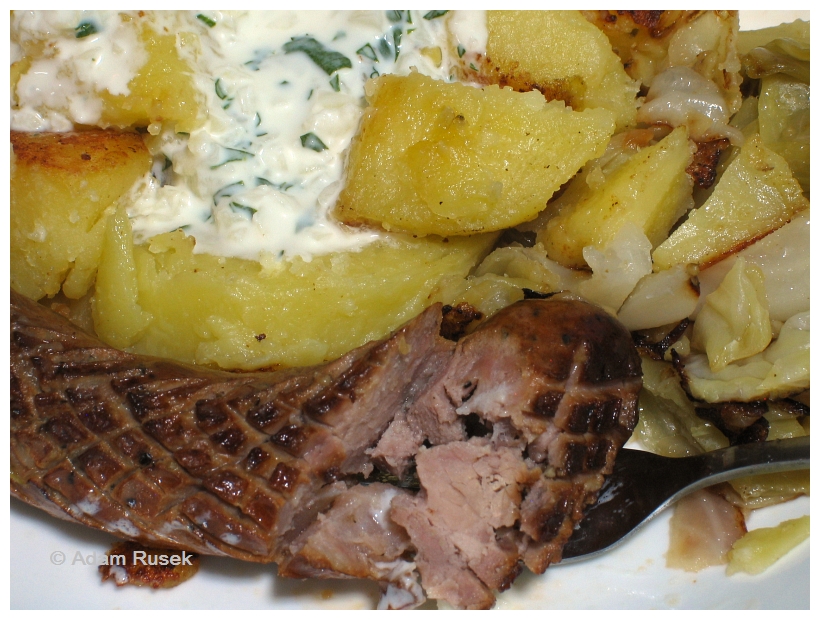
[9,9,811,610]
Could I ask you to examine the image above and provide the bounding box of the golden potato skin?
[335,71,615,237]
[10,130,152,301]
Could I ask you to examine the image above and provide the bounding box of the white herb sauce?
[11,10,488,263]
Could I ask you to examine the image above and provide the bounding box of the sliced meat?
[11,288,447,565]
[381,298,642,606]
[10,288,642,609]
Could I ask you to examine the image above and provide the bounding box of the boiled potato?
[479,10,638,130]
[95,24,204,132]
[10,17,203,133]
[539,126,694,268]
[727,515,809,576]
[652,134,809,270]
[334,71,615,237]
[93,205,153,349]
[93,216,496,369]
[10,130,152,301]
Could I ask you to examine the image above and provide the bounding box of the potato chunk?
[477,11,639,130]
[335,71,615,237]
[539,126,694,268]
[727,515,809,576]
[652,134,808,270]
[10,130,152,301]
[10,17,204,133]
[93,221,496,369]
[95,25,204,133]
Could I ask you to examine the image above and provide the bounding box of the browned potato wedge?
[334,71,615,237]
[652,134,808,270]
[10,130,152,301]
[469,10,639,131]
[538,126,694,269]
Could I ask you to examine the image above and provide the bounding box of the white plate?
[9,9,811,610]
[10,493,810,610]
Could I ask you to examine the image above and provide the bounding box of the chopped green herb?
[215,78,230,100]
[329,74,341,92]
[257,177,294,191]
[357,43,378,62]
[196,14,216,27]
[457,44,466,58]
[211,147,253,169]
[74,22,98,38]
[283,36,352,75]
[332,31,345,41]
[370,68,380,78]
[245,49,272,72]
[307,89,314,100]
[386,10,404,23]
[176,131,190,137]
[392,26,402,61]
[423,10,448,20]
[229,202,257,218]
[378,37,392,60]
[254,112,262,126]
[280,80,289,85]
[407,28,415,35]
[300,132,328,152]
[213,180,245,205]
[470,62,478,71]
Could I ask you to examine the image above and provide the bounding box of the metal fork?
[560,436,810,562]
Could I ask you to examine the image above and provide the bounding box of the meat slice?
[391,439,536,608]
[11,288,447,564]
[10,289,642,609]
[381,298,642,606]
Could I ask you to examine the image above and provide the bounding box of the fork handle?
[692,435,810,487]
[561,436,810,562]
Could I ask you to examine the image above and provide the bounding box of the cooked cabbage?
[697,208,809,325]
[692,258,771,372]
[635,356,729,456]
[576,223,652,314]
[637,66,744,144]
[617,263,699,332]
[758,75,809,194]
[682,311,809,402]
